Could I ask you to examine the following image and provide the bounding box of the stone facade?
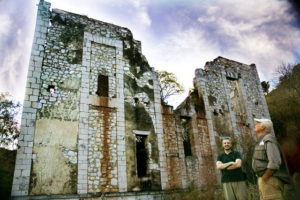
[12,1,270,199]
[193,57,270,153]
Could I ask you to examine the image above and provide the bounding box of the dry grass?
[247,183,260,200]
[162,183,223,200]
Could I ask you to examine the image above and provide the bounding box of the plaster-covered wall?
[31,119,78,194]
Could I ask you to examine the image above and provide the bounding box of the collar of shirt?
[257,133,268,143]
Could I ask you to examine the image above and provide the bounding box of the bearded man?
[216,137,248,200]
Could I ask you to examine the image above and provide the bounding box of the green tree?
[0,93,20,150]
[266,63,300,142]
[261,81,270,94]
[156,70,185,103]
[275,63,300,97]
[275,63,294,82]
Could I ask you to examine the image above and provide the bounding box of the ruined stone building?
[12,0,270,199]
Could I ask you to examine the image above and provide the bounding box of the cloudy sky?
[1,0,300,107]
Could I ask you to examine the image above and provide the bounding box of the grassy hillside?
[266,64,300,143]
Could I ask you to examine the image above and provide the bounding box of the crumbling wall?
[28,7,88,193]
[196,62,234,151]
[172,57,268,187]
[120,30,162,191]
[44,5,162,194]
[32,95,79,195]
[242,64,270,120]
[193,116,217,186]
[32,39,81,194]
[125,102,161,191]
[162,106,185,189]
[172,90,218,188]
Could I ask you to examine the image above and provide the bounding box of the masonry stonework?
[12,1,271,199]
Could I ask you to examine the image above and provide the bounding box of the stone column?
[152,71,168,189]
[115,40,127,192]
[77,32,92,194]
[11,0,51,196]
[194,69,218,170]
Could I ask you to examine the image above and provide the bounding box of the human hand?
[262,174,269,182]
[225,162,234,170]
[262,169,275,182]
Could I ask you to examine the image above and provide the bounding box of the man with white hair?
[252,118,291,199]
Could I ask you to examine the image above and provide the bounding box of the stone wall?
[11,0,51,196]
[12,0,167,197]
[162,107,185,189]
[172,57,270,187]
[87,106,118,193]
[173,89,218,188]
[194,57,270,153]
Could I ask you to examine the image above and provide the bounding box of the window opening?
[47,85,55,95]
[136,134,148,178]
[96,74,109,97]
[181,117,192,156]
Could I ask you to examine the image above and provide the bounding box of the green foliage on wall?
[122,35,152,79]
[52,13,85,64]
[157,70,185,103]
[0,93,20,150]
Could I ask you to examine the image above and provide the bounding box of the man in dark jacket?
[252,118,291,199]
[216,137,247,200]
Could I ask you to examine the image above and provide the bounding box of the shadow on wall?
[0,148,16,199]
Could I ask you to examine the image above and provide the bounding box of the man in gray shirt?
[252,118,290,199]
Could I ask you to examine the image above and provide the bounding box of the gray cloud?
[145,0,300,80]
[193,0,300,79]
[0,0,37,102]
